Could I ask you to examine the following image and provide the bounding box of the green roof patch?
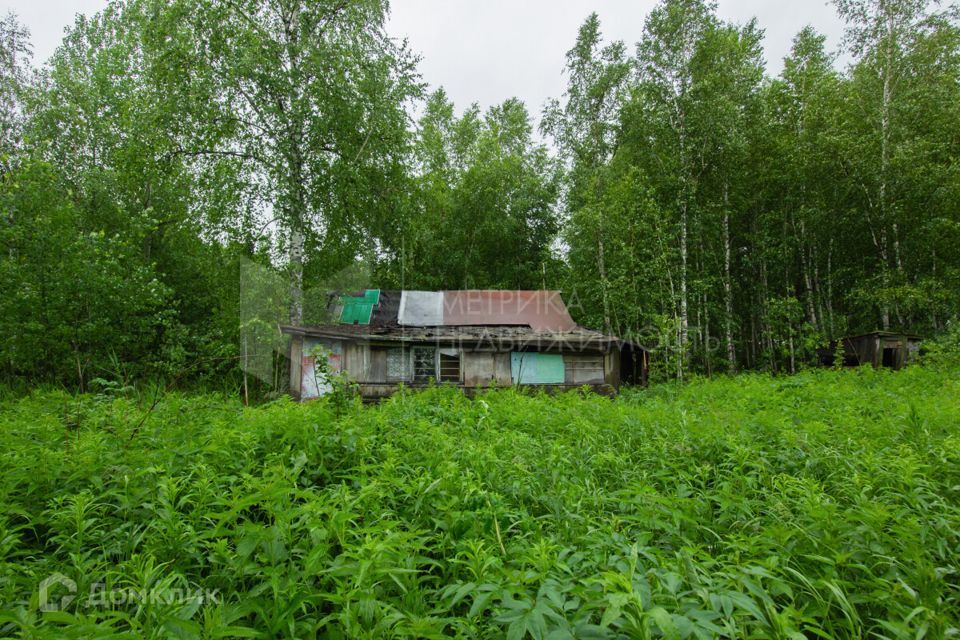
[338,289,380,324]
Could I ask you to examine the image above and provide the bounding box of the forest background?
[2,0,959,391]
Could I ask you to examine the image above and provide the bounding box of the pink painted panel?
[442,291,576,331]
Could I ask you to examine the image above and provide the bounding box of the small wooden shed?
[280,289,647,400]
[819,331,922,370]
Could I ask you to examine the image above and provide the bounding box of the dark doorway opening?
[619,344,647,386]
[882,347,897,368]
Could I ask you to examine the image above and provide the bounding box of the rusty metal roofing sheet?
[442,290,577,331]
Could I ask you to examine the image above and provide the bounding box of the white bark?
[679,198,688,379]
[723,207,736,374]
[288,225,304,326]
[596,209,612,332]
[879,7,896,329]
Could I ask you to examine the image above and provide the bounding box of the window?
[412,347,436,383]
[387,348,409,382]
[387,347,460,384]
[439,350,460,383]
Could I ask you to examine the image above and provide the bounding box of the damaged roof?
[280,323,623,352]
[332,290,577,331]
[287,289,639,351]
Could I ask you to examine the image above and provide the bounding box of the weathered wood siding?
[463,352,493,386]
[289,335,303,399]
[289,340,634,400]
[493,353,512,384]
[343,342,370,381]
[369,348,387,383]
[460,351,513,386]
[564,354,605,385]
[604,350,621,386]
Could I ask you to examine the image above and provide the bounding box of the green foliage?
[0,366,958,637]
[2,0,419,388]
[550,2,960,377]
[305,343,359,417]
[3,0,960,390]
[919,320,960,367]
[0,161,173,383]
[0,12,30,170]
[383,90,560,290]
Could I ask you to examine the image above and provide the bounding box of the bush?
[0,365,958,638]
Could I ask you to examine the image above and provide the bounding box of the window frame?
[412,346,437,383]
[386,346,462,384]
[386,347,410,383]
[438,349,461,383]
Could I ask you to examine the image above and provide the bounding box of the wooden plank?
[492,352,512,385]
[369,348,387,383]
[462,352,494,386]
[564,354,604,384]
[605,349,620,386]
[289,335,303,398]
[343,343,371,381]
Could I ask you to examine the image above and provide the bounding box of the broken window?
[412,347,436,383]
[439,349,460,383]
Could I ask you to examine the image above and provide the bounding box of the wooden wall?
[291,338,635,400]
[462,351,512,386]
[289,335,303,399]
[564,354,605,385]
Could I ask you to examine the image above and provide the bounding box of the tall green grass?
[0,365,958,638]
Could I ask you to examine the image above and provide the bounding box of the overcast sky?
[8,0,848,123]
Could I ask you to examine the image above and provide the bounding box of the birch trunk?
[722,193,736,374]
[879,9,895,330]
[283,5,306,328]
[799,220,818,329]
[288,224,304,326]
[679,198,688,379]
[597,209,612,333]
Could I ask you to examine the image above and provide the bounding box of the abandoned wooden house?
[280,290,648,400]
[818,331,922,370]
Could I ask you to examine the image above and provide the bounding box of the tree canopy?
[2,0,960,389]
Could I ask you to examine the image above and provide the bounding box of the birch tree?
[0,13,30,172]
[834,0,935,327]
[635,0,716,376]
[543,14,631,332]
[184,0,417,325]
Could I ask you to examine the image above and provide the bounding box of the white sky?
[7,0,847,122]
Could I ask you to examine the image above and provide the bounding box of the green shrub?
[0,366,957,638]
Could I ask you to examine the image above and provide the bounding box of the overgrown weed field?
[0,366,958,639]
